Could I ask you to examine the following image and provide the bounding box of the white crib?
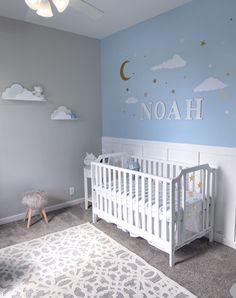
[91,152,216,267]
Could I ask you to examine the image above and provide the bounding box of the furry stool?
[22,191,48,228]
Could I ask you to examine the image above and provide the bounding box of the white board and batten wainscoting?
[102,136,236,250]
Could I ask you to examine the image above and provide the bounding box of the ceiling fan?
[25,0,104,20]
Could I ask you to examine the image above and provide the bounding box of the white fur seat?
[22,191,48,228]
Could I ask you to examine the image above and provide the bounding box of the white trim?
[102,136,236,157]
[214,232,236,249]
[0,198,84,226]
[102,136,236,250]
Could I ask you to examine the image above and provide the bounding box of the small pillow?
[127,159,140,171]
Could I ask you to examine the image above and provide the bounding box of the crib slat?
[118,170,122,221]
[155,179,160,237]
[191,171,195,192]
[206,170,210,229]
[210,171,215,229]
[147,177,152,234]
[95,165,98,208]
[114,169,117,218]
[141,176,145,231]
[124,170,128,223]
[170,181,175,265]
[104,167,107,213]
[182,175,187,241]
[177,181,181,245]
[98,166,103,209]
[202,169,206,231]
[108,167,112,216]
[162,181,167,241]
[129,173,133,225]
[135,174,139,228]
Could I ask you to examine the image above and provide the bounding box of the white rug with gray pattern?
[0,223,196,298]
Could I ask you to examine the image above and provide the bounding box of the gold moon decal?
[120,60,131,81]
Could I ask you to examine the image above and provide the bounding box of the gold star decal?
[189,175,194,182]
[198,182,202,189]
[200,40,206,47]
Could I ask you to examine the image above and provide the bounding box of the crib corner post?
[169,250,175,267]
[209,168,216,243]
[92,211,98,224]
[209,228,214,242]
[169,180,176,267]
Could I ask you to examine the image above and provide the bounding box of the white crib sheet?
[100,178,203,232]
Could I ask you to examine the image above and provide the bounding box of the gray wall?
[0,17,101,219]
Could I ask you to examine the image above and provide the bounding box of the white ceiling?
[0,0,191,39]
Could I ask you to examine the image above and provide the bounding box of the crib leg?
[169,250,175,267]
[92,212,98,224]
[209,228,214,242]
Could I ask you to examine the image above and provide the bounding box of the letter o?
[154,101,166,120]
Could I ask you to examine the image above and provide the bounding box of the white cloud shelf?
[1,84,47,102]
[51,106,78,121]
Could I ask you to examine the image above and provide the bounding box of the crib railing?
[173,164,216,249]
[132,155,192,179]
[92,162,173,251]
[97,152,193,180]
[97,152,129,168]
[91,156,216,267]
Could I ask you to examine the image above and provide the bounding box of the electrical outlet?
[69,187,75,196]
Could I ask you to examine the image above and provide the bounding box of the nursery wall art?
[51,106,78,121]
[101,0,236,147]
[2,84,46,101]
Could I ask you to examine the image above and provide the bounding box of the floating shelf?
[1,84,47,102]
[51,106,78,121]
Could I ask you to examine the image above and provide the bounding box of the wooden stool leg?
[27,208,32,228]
[24,209,29,222]
[39,208,43,219]
[41,208,48,224]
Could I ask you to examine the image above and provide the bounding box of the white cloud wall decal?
[2,84,46,101]
[51,106,78,120]
[194,77,227,92]
[125,97,139,104]
[151,54,187,71]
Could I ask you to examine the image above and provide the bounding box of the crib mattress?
[100,178,203,206]
[98,179,204,222]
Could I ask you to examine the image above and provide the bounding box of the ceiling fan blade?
[52,0,70,13]
[71,0,104,20]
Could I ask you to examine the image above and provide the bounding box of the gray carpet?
[0,204,235,298]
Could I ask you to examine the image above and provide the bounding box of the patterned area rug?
[0,223,196,298]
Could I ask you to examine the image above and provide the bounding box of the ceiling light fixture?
[25,0,70,17]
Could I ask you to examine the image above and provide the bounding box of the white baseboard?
[214,232,236,249]
[0,198,85,226]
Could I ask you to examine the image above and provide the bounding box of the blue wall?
[101,0,236,148]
